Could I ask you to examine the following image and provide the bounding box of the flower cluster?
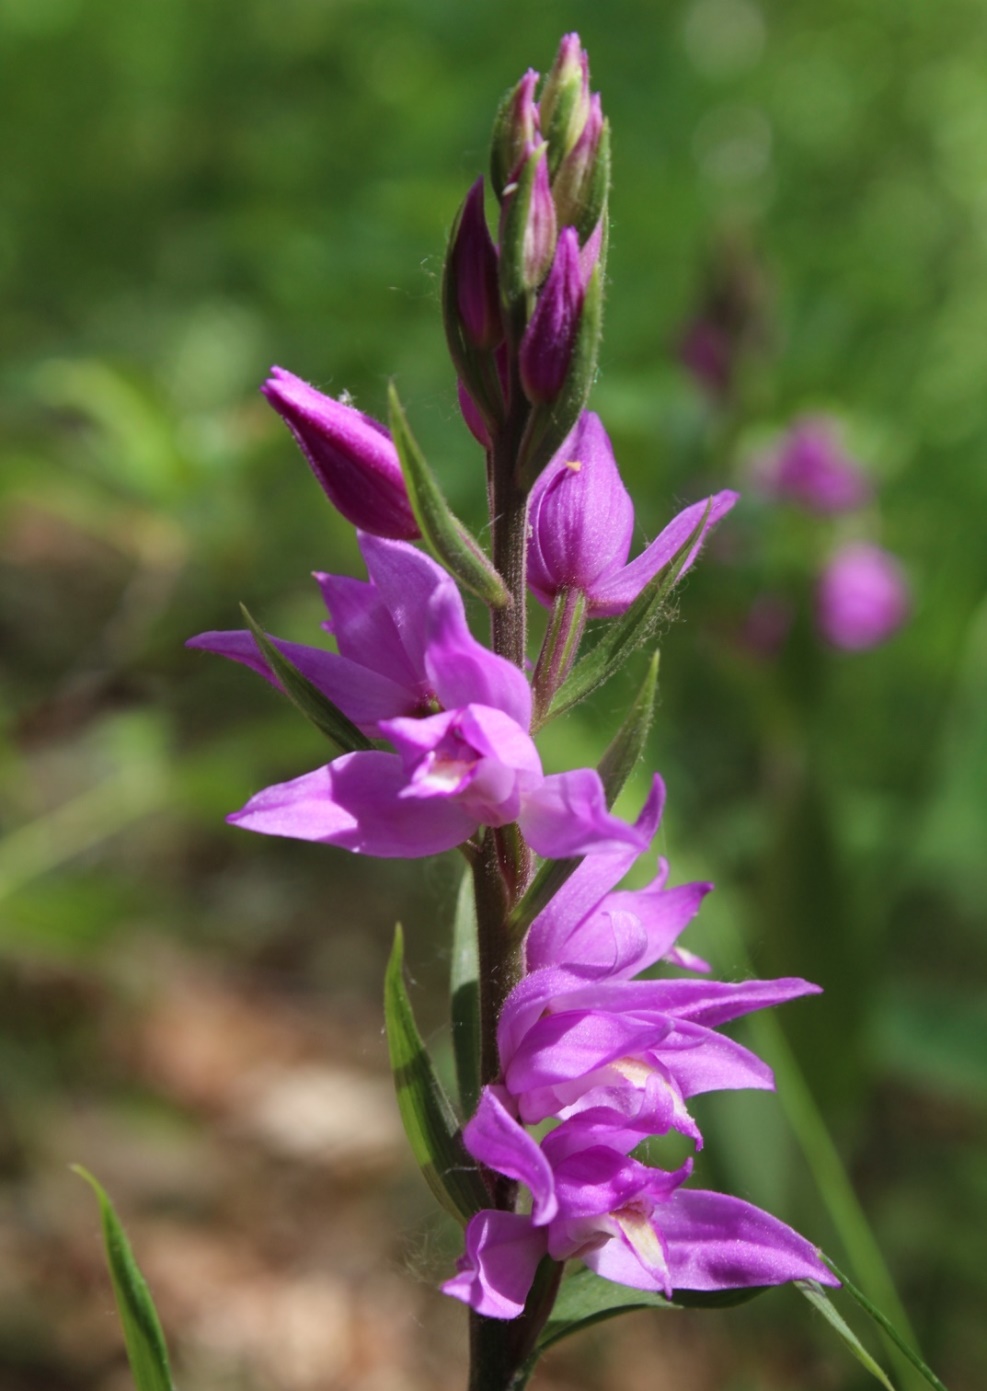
[751,418,910,653]
[442,778,836,1316]
[190,33,837,1359]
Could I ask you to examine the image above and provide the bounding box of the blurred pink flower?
[816,542,910,650]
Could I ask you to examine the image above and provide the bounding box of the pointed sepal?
[240,605,376,753]
[387,384,511,609]
[547,501,711,719]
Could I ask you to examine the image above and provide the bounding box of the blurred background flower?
[1,3,985,1389]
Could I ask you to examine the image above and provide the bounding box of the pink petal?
[589,490,739,617]
[229,752,476,857]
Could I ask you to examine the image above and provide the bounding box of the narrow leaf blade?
[240,605,374,753]
[73,1167,174,1391]
[797,1280,897,1391]
[388,384,510,609]
[384,925,488,1224]
[820,1257,951,1391]
[450,868,481,1118]
[597,649,660,807]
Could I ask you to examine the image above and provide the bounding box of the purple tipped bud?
[490,68,540,201]
[519,228,585,404]
[527,412,634,603]
[448,178,503,351]
[553,94,605,229]
[261,367,420,540]
[540,33,592,172]
[816,543,910,651]
[499,142,559,302]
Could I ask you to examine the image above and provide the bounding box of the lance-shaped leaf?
[73,1167,174,1391]
[818,1257,950,1391]
[388,384,510,609]
[385,925,488,1225]
[524,1267,767,1373]
[510,651,660,940]
[240,605,375,754]
[450,867,481,1118]
[797,1281,897,1391]
[547,501,711,720]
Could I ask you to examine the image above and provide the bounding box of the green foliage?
[74,1168,174,1391]
[240,604,376,754]
[384,924,487,1225]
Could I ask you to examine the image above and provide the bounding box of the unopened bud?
[445,178,503,353]
[261,367,419,540]
[553,100,609,241]
[498,142,558,306]
[490,68,540,202]
[518,228,585,404]
[539,33,591,176]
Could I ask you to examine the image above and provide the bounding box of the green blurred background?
[1,1,985,1388]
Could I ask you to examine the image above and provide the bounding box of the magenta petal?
[464,1088,558,1224]
[442,1211,547,1319]
[589,490,739,617]
[655,1024,775,1097]
[357,532,452,675]
[424,585,533,729]
[602,880,713,978]
[628,977,822,1028]
[228,753,476,857]
[314,572,424,691]
[661,1190,838,1290]
[505,1009,672,1098]
[186,630,415,734]
[520,770,648,858]
[524,775,666,973]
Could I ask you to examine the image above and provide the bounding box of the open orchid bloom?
[443,1091,837,1318]
[188,531,530,738]
[527,412,738,616]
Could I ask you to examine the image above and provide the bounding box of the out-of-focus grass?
[1,2,985,1388]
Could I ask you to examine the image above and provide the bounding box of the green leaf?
[535,1267,677,1354]
[388,384,510,609]
[597,649,660,806]
[547,501,712,721]
[73,1167,174,1391]
[240,605,375,754]
[509,653,661,940]
[819,1257,951,1391]
[384,925,489,1224]
[797,1280,897,1391]
[528,1267,767,1365]
[450,867,481,1118]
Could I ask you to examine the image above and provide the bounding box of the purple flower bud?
[528,411,738,615]
[758,418,871,514]
[261,367,420,540]
[518,228,585,404]
[816,543,910,650]
[500,141,558,294]
[448,178,502,351]
[527,411,634,594]
[540,32,591,170]
[458,378,490,448]
[552,92,604,228]
[490,68,541,201]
